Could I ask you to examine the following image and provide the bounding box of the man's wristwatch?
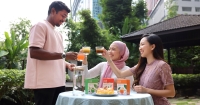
[61,53,66,59]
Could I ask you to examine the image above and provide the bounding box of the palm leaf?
[18,34,28,45]
[4,32,13,58]
[12,45,19,60]
[20,42,29,50]
[4,32,12,51]
[11,31,16,46]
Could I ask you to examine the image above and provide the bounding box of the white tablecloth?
[56,90,154,105]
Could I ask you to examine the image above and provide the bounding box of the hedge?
[172,74,200,97]
[0,69,34,105]
[172,74,200,89]
[0,69,71,105]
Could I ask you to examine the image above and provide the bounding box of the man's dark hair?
[48,1,71,15]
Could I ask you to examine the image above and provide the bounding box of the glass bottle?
[73,66,84,96]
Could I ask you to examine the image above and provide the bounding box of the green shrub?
[172,74,200,96]
[173,74,200,89]
[0,69,34,105]
[0,69,71,105]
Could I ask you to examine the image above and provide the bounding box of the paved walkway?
[168,96,200,105]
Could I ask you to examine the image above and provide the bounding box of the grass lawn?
[168,96,200,105]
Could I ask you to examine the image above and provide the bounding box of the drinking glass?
[82,46,91,55]
[77,53,85,61]
[95,46,104,55]
[73,66,85,96]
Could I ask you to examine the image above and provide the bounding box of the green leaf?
[0,50,8,57]
[118,87,121,90]
[11,31,16,46]
[124,85,127,89]
[4,32,12,52]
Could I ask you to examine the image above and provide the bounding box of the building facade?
[92,0,102,20]
[147,0,200,26]
[176,0,200,14]
[71,0,102,21]
[146,0,160,15]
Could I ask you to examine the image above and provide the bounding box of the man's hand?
[66,63,76,71]
[65,52,78,60]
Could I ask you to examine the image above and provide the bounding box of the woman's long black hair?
[133,34,164,86]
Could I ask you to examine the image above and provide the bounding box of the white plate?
[92,93,118,97]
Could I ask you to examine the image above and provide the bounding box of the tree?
[2,31,28,69]
[99,0,148,36]
[64,19,82,52]
[0,42,8,69]
[170,46,200,74]
[10,18,31,42]
[65,10,112,68]
[121,17,140,67]
[99,0,148,67]
[0,18,31,69]
[99,0,133,34]
[119,1,147,67]
[133,0,148,28]
[10,18,31,69]
[165,0,178,19]
[78,10,108,47]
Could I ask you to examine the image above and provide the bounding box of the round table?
[56,90,154,105]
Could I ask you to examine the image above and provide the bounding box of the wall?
[176,0,200,15]
[148,0,166,26]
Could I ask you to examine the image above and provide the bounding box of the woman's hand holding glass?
[102,49,112,62]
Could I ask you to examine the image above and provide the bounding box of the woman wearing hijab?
[82,41,133,88]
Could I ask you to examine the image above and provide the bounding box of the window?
[195,0,199,1]
[195,7,200,12]
[182,7,192,11]
[182,0,191,1]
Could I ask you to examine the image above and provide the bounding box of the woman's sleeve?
[83,62,104,78]
[160,63,174,86]
[129,65,137,77]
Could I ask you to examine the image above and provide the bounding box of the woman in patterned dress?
[102,34,175,105]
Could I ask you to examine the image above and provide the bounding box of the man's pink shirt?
[24,20,66,89]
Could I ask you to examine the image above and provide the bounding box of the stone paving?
[168,96,200,105]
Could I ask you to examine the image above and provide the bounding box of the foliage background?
[0,70,34,105]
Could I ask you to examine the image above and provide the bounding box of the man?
[24,1,77,105]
